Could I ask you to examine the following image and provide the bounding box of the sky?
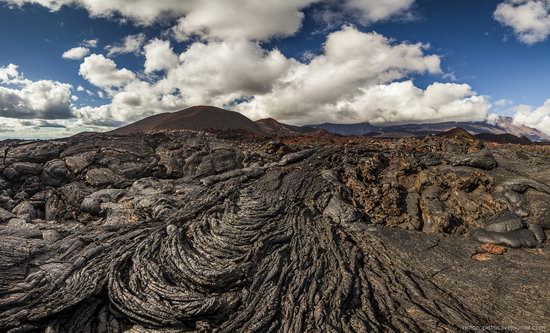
[1,0,550,138]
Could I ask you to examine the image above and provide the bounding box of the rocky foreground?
[0,131,549,332]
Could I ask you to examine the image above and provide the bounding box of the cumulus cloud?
[73,80,185,126]
[4,0,318,41]
[105,33,146,57]
[3,0,186,24]
[74,39,291,125]
[73,26,488,127]
[19,119,67,128]
[2,0,421,51]
[79,54,136,89]
[494,98,514,107]
[236,26,445,123]
[327,81,489,125]
[171,0,318,41]
[82,39,98,48]
[0,65,74,119]
[144,39,179,74]
[494,0,550,44]
[76,85,94,96]
[158,40,293,105]
[0,116,86,139]
[0,123,15,133]
[344,0,415,24]
[3,2,492,130]
[0,82,74,119]
[313,0,415,31]
[62,46,90,60]
[0,63,21,83]
[4,0,419,41]
[511,100,550,135]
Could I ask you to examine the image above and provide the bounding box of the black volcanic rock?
[0,131,549,331]
[447,148,498,170]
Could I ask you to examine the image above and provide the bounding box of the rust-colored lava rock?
[471,252,494,262]
[481,243,507,255]
[0,130,549,332]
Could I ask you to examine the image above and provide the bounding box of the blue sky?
[1,0,550,138]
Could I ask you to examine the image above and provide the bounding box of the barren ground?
[0,132,549,332]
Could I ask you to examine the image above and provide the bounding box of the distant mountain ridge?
[255,118,324,135]
[109,106,550,142]
[305,117,550,142]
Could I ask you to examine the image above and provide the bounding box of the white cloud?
[5,0,320,41]
[76,85,95,96]
[236,26,445,123]
[0,117,91,139]
[3,0,186,24]
[144,39,179,73]
[327,81,489,125]
[62,46,90,60]
[2,3,492,131]
[79,54,136,89]
[74,39,291,125]
[0,63,21,83]
[105,33,146,57]
[494,98,514,107]
[344,0,415,24]
[73,105,118,127]
[74,27,488,128]
[4,0,419,44]
[312,0,415,31]
[82,39,98,48]
[158,40,293,105]
[486,113,501,125]
[73,80,186,126]
[171,0,318,41]
[494,0,550,44]
[0,65,74,119]
[511,100,550,135]
[22,119,68,128]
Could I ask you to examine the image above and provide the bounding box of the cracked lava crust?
[0,131,549,332]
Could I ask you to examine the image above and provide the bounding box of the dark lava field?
[0,131,549,332]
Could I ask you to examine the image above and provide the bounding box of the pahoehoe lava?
[0,131,549,332]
